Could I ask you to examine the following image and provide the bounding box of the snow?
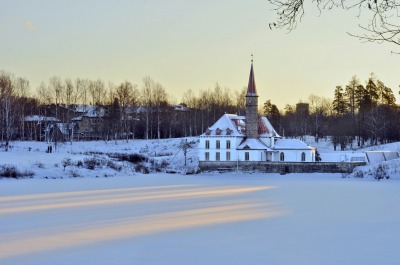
[237,138,272,150]
[1,137,400,264]
[24,115,60,122]
[274,138,313,149]
[202,114,245,136]
[1,173,399,265]
[0,138,199,179]
[319,151,366,162]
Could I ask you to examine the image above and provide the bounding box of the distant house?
[199,62,316,167]
[71,105,106,140]
[24,115,60,141]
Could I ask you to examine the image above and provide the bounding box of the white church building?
[199,61,316,166]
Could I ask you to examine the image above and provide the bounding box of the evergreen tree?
[366,76,379,107]
[332,85,348,115]
[344,75,359,117]
[263,99,272,117]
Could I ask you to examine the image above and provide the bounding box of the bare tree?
[182,89,197,136]
[268,0,400,51]
[308,95,331,142]
[37,81,52,105]
[235,86,247,116]
[14,77,30,140]
[153,82,168,140]
[142,76,154,140]
[64,78,74,106]
[0,72,15,150]
[116,81,134,141]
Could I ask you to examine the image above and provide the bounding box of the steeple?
[245,56,259,139]
[247,55,257,96]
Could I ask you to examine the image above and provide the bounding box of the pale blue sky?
[1,0,399,108]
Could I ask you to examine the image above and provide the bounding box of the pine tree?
[344,75,359,117]
[332,85,348,115]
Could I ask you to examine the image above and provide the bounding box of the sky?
[1,0,399,109]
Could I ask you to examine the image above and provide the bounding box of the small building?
[24,115,60,141]
[71,106,106,140]
[199,61,316,168]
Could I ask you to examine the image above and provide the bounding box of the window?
[216,152,220,161]
[216,140,220,149]
[205,140,210,149]
[226,140,231,149]
[301,152,306,162]
[245,152,250,161]
[280,152,285,162]
[205,152,210,161]
[226,151,231,161]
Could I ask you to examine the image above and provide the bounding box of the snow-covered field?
[1,173,400,265]
[1,138,400,265]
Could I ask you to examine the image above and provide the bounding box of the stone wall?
[199,161,366,174]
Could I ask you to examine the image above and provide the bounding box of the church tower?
[245,59,259,139]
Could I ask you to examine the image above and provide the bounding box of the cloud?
[24,20,36,32]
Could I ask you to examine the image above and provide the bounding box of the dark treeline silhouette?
[0,71,245,145]
[265,74,400,150]
[0,70,398,150]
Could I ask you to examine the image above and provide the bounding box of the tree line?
[1,70,399,150]
[0,70,246,145]
[264,74,400,150]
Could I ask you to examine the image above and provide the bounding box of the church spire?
[247,55,257,96]
[245,56,259,139]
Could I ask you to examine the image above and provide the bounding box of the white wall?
[275,149,315,162]
[200,136,316,163]
[199,136,244,162]
[236,150,265,161]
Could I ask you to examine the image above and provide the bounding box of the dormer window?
[205,128,211,135]
[216,128,221,135]
[226,128,232,135]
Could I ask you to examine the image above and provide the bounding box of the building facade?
[199,62,316,166]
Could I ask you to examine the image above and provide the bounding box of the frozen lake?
[1,173,399,265]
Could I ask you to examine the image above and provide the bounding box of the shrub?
[353,170,364,178]
[69,170,81,178]
[134,163,149,173]
[34,162,45,169]
[76,160,83,168]
[84,157,101,170]
[156,151,173,157]
[109,153,146,164]
[153,160,169,172]
[82,151,104,156]
[374,164,389,180]
[0,165,17,178]
[61,158,72,171]
[107,161,122,171]
[0,164,35,178]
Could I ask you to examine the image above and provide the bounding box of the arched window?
[301,152,306,162]
[280,152,284,161]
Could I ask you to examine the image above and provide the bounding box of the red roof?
[247,63,257,96]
